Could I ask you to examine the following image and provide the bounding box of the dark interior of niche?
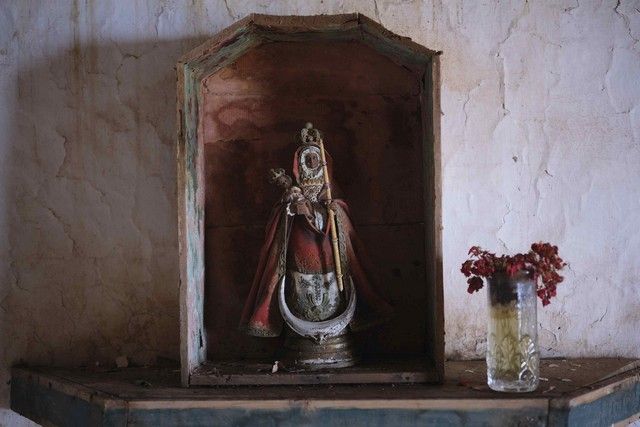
[200,40,429,363]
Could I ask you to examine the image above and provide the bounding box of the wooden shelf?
[11,358,640,426]
[190,358,440,386]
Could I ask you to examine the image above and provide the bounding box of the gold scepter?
[317,136,345,293]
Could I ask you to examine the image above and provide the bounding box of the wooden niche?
[177,14,443,386]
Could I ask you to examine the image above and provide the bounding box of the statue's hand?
[290,200,312,218]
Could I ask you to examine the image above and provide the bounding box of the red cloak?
[240,199,393,337]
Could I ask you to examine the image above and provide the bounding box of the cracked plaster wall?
[0,0,639,408]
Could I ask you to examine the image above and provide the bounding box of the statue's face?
[304,152,320,170]
[298,146,323,181]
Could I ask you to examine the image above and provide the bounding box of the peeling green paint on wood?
[124,407,547,427]
[551,380,640,426]
[11,375,127,426]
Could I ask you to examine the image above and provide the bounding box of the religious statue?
[240,123,393,370]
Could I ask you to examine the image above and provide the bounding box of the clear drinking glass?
[486,271,539,392]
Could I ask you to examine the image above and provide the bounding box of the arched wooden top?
[179,13,440,82]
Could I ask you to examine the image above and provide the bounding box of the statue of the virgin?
[240,123,392,370]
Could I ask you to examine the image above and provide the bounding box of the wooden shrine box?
[177,14,443,387]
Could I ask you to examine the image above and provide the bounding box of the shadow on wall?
[2,36,206,403]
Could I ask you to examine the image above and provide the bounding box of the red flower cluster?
[460,242,567,306]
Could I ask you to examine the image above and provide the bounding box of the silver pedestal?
[280,327,358,371]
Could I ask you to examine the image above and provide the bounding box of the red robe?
[240,200,393,337]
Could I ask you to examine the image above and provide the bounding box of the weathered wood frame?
[177,13,443,387]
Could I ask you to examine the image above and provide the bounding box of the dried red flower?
[461,260,473,277]
[460,242,567,306]
[467,276,484,294]
[468,246,482,256]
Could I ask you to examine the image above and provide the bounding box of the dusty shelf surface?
[190,357,440,385]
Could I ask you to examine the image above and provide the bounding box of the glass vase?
[486,271,539,392]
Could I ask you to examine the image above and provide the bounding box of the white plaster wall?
[1,0,638,408]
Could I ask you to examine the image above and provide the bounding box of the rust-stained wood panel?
[203,41,421,96]
[201,41,424,227]
[202,93,424,226]
[201,40,426,362]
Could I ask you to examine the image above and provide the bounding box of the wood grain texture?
[190,358,438,386]
[177,61,206,387]
[426,54,445,381]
